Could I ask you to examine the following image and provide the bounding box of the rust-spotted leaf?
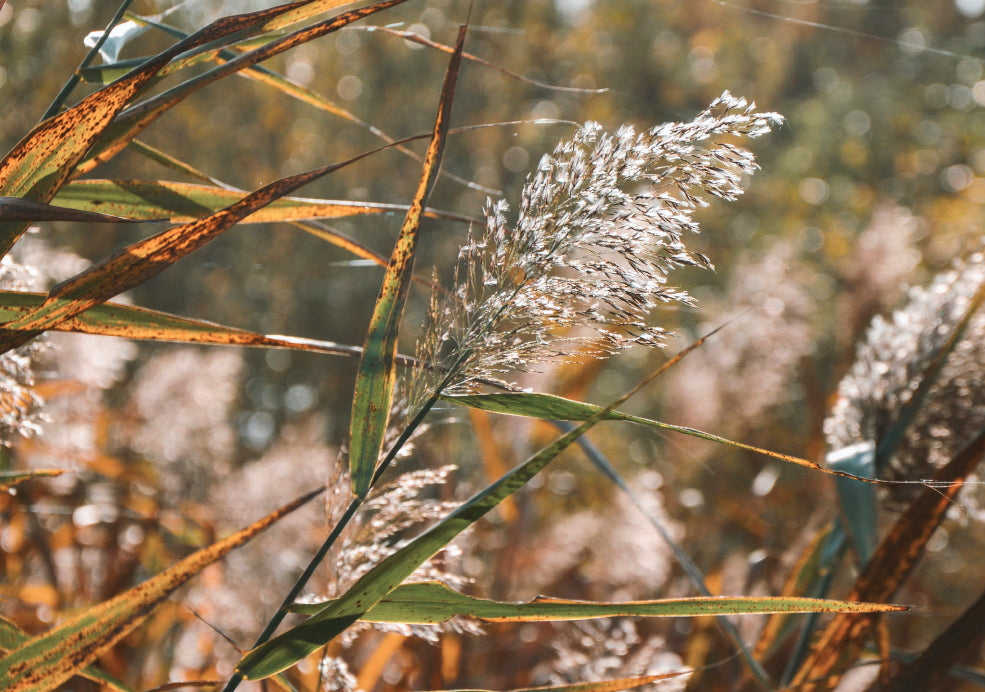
[0,0,332,257]
[53,179,472,225]
[0,133,410,355]
[76,0,412,177]
[0,617,131,692]
[0,290,426,369]
[0,196,160,223]
[0,488,320,692]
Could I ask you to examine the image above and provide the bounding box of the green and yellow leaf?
[290,580,906,622]
[347,22,465,498]
[0,470,66,491]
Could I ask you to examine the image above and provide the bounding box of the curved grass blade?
[0,130,419,355]
[237,341,787,679]
[445,392,874,483]
[0,487,322,692]
[0,196,162,224]
[0,617,132,692]
[789,427,985,690]
[0,0,326,257]
[0,290,376,356]
[53,179,474,225]
[348,23,464,498]
[75,0,413,177]
[289,580,905,622]
[126,139,225,185]
[124,11,496,195]
[0,469,65,491]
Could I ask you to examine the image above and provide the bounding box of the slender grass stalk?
[42,0,138,121]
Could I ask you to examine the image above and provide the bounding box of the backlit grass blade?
[0,196,162,223]
[444,392,877,483]
[53,179,473,225]
[347,23,465,498]
[0,0,328,257]
[0,470,65,491]
[789,427,985,690]
[117,13,493,196]
[289,580,905,622]
[0,290,377,355]
[0,291,431,373]
[126,139,225,185]
[0,135,418,355]
[0,488,321,692]
[0,617,132,692]
[74,0,412,177]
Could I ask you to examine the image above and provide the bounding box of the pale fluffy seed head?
[414,92,782,399]
[824,253,985,506]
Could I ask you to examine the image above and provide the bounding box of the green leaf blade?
[348,23,465,498]
[236,412,602,678]
[291,581,907,623]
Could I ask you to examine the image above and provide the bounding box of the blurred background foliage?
[3,0,985,688]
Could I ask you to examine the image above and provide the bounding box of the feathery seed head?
[415,92,782,397]
[824,253,985,506]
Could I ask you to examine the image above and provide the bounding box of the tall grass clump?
[0,2,959,691]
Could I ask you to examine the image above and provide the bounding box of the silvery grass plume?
[824,253,985,507]
[412,92,782,398]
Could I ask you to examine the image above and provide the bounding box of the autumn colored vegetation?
[1,1,985,690]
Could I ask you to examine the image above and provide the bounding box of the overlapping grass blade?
[236,412,606,679]
[0,290,418,363]
[53,179,473,225]
[0,0,330,257]
[289,580,905,622]
[0,128,422,355]
[0,617,132,692]
[0,196,162,223]
[74,0,412,177]
[0,470,65,491]
[41,0,138,119]
[444,392,875,482]
[347,23,465,498]
[554,420,774,691]
[789,427,985,690]
[0,488,321,692]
